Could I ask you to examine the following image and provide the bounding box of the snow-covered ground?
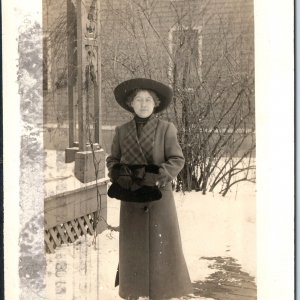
[45,181,255,300]
[44,150,255,299]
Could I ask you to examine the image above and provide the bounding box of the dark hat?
[114,78,173,113]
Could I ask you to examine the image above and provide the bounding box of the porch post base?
[74,149,105,183]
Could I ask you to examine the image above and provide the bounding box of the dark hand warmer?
[108,164,163,202]
[111,164,133,190]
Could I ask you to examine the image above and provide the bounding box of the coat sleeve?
[106,126,122,179]
[158,122,185,184]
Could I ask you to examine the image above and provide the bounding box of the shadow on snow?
[190,256,256,300]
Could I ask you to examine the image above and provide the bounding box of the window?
[168,26,202,89]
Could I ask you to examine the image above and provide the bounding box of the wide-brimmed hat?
[114,78,173,113]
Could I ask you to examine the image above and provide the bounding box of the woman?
[106,78,192,300]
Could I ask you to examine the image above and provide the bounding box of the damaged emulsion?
[18,19,46,298]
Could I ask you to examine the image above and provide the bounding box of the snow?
[45,180,256,300]
[44,150,255,299]
[44,150,107,198]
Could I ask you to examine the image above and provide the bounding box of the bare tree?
[100,0,255,195]
[44,0,255,195]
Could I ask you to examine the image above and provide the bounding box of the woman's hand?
[117,175,133,190]
[111,164,133,190]
[155,180,165,188]
[141,171,166,188]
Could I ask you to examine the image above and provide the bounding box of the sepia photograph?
[3,0,294,299]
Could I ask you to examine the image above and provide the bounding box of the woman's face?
[131,90,156,118]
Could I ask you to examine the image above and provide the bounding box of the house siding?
[43,0,254,151]
[99,0,254,126]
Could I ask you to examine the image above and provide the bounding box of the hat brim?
[114,78,173,113]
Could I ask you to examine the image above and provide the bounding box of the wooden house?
[43,0,254,152]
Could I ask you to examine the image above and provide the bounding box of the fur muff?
[108,164,162,202]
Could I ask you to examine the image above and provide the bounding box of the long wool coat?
[106,116,192,300]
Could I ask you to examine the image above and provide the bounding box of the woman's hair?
[125,89,160,109]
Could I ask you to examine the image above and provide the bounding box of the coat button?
[144,206,149,213]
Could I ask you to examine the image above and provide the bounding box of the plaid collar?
[122,115,159,165]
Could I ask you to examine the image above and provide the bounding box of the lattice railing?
[45,212,97,253]
[44,179,108,253]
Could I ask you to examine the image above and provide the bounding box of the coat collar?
[121,115,159,165]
